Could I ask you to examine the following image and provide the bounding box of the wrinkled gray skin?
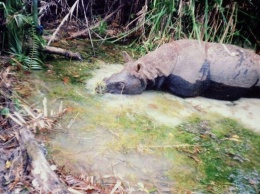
[102,39,260,100]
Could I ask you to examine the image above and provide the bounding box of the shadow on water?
[24,49,260,193]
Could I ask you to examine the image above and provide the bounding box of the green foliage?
[98,20,107,35]
[125,0,258,52]
[0,2,7,14]
[27,24,43,70]
[1,107,10,115]
[145,0,236,45]
[1,0,44,70]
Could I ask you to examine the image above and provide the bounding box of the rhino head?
[99,52,147,94]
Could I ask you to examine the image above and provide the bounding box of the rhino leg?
[165,74,211,97]
[146,76,167,90]
[203,80,260,100]
[203,83,248,100]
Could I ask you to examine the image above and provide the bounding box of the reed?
[1,0,259,57]
[136,0,243,50]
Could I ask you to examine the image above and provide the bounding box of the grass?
[109,0,258,54]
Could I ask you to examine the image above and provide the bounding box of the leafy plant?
[2,0,44,70]
[98,20,107,35]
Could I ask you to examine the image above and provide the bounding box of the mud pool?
[26,59,260,193]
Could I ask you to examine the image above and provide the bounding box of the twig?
[106,128,119,138]
[7,113,24,126]
[43,97,48,117]
[67,112,79,128]
[110,180,122,194]
[47,0,80,45]
[66,4,125,40]
[81,0,95,56]
[131,144,201,149]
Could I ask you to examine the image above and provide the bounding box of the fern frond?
[5,0,43,70]
[27,24,42,70]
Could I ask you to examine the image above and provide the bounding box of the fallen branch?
[42,45,83,61]
[19,127,69,193]
[66,4,124,40]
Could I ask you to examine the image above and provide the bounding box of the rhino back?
[169,40,260,88]
[207,43,260,88]
[170,40,208,84]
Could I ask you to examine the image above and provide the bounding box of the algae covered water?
[25,51,260,193]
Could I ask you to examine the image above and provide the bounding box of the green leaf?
[1,108,10,115]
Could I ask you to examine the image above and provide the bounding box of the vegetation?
[1,0,259,66]
[0,0,44,69]
[103,112,260,192]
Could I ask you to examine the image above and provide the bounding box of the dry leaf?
[5,160,11,169]
[63,77,69,84]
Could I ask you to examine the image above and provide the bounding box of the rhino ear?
[122,51,133,62]
[135,63,142,73]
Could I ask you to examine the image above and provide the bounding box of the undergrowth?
[130,0,259,53]
[1,0,44,70]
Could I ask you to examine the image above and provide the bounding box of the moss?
[86,107,260,192]
[102,112,203,190]
[178,116,260,191]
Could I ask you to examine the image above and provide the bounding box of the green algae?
[177,116,260,192]
[86,104,260,192]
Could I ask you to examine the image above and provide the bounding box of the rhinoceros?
[99,39,260,100]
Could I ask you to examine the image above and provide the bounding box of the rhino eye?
[116,82,125,90]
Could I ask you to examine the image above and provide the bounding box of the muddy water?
[30,63,260,192]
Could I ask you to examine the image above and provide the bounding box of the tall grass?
[2,0,259,56]
[135,0,242,50]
